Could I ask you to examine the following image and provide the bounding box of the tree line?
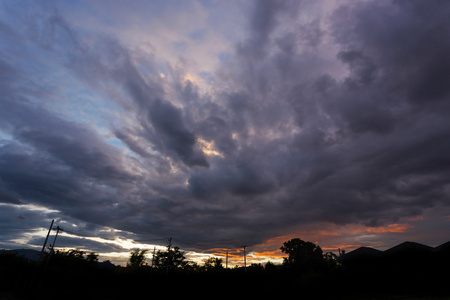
[1,238,448,299]
[1,238,340,298]
[125,238,340,274]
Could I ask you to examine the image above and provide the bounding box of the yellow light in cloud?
[197,137,223,158]
[182,72,213,94]
[184,72,197,83]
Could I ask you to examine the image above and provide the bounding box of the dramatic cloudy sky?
[1,0,450,265]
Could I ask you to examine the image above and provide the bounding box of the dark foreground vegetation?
[1,239,450,300]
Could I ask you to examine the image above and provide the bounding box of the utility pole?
[38,225,63,289]
[43,226,63,273]
[242,245,247,272]
[151,247,156,273]
[38,219,54,266]
[165,237,172,277]
[226,250,228,269]
[50,226,63,253]
[31,219,54,289]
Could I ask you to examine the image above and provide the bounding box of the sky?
[1,0,450,266]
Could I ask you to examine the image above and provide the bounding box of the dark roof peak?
[434,241,450,252]
[341,246,383,259]
[384,241,433,256]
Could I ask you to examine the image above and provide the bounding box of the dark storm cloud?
[296,0,450,225]
[0,2,208,245]
[332,0,450,104]
[0,102,131,184]
[237,0,282,60]
[1,0,450,253]
[19,5,208,169]
[147,99,209,167]
[203,0,450,238]
[0,12,136,239]
[188,158,275,198]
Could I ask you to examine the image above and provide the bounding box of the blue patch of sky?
[32,65,125,151]
[107,138,127,149]
[158,63,168,77]
[21,43,129,152]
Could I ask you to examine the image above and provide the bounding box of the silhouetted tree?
[50,249,87,268]
[324,251,340,271]
[183,261,201,273]
[280,238,326,273]
[248,263,265,272]
[86,252,99,264]
[203,257,223,271]
[127,249,148,268]
[67,249,85,259]
[153,246,187,271]
[265,261,277,272]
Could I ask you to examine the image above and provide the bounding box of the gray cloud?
[147,99,209,167]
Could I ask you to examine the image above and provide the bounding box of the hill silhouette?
[2,249,41,261]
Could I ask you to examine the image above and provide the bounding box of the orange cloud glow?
[195,221,416,266]
[241,221,416,262]
[365,223,413,233]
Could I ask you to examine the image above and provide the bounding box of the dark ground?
[1,250,449,300]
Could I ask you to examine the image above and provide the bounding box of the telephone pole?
[38,219,54,266]
[31,219,54,289]
[151,247,156,273]
[43,226,63,273]
[38,225,63,289]
[226,250,228,269]
[165,237,172,277]
[242,245,247,271]
[50,226,63,253]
